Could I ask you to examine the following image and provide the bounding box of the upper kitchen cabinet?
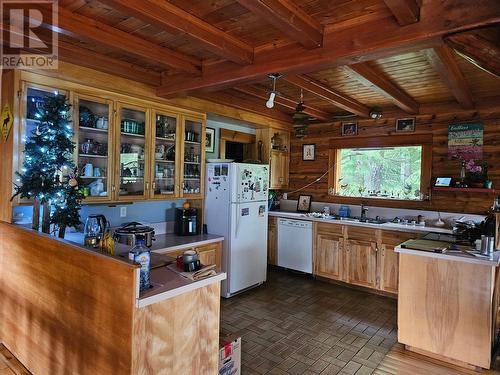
[75,95,113,202]
[256,128,290,189]
[116,102,150,201]
[151,110,179,199]
[181,116,205,199]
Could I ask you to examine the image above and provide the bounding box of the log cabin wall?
[288,106,500,214]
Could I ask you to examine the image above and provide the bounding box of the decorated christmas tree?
[51,169,85,238]
[12,94,83,234]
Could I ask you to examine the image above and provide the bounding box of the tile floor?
[221,268,398,375]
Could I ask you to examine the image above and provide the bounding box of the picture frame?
[302,144,316,161]
[205,127,215,153]
[434,177,454,187]
[341,122,358,136]
[395,117,416,133]
[296,195,312,213]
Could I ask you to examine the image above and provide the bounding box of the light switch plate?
[120,207,127,217]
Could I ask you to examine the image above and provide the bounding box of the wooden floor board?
[375,344,500,375]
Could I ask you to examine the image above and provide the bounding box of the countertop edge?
[137,272,227,308]
[394,246,500,266]
[269,211,453,234]
[152,236,225,254]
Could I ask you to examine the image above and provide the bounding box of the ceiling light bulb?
[266,92,276,108]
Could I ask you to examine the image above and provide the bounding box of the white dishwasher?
[277,218,313,273]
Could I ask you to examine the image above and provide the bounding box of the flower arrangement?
[465,159,488,182]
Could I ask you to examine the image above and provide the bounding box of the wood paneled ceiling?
[16,0,500,123]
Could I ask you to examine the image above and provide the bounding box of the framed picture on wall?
[205,127,215,153]
[302,144,316,161]
[296,195,312,212]
[341,122,358,136]
[395,118,416,132]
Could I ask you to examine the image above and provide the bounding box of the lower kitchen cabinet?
[314,232,345,281]
[268,217,277,265]
[162,241,222,271]
[378,231,418,294]
[312,222,420,295]
[346,239,377,289]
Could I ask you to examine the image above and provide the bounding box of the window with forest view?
[336,146,423,200]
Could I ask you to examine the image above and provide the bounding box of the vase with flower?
[464,159,488,188]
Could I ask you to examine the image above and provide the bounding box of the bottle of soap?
[128,236,151,291]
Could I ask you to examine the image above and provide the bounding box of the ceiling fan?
[292,89,333,138]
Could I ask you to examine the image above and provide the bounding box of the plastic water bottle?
[128,238,151,291]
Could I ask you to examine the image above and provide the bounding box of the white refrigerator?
[205,162,269,298]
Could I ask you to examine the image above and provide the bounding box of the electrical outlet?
[283,193,288,200]
[120,206,127,218]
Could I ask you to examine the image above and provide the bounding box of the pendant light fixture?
[266,73,281,108]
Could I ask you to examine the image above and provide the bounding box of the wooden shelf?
[79,126,108,133]
[79,154,107,158]
[121,132,145,138]
[432,187,497,194]
[155,160,175,163]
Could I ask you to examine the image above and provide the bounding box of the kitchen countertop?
[269,210,454,234]
[395,245,500,266]
[138,265,226,308]
[150,233,224,254]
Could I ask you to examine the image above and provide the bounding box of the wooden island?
[396,246,500,370]
[0,222,225,375]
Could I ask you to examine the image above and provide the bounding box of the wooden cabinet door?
[379,244,399,294]
[270,150,282,188]
[315,233,344,281]
[268,217,277,265]
[280,152,289,187]
[347,239,377,288]
[195,242,222,271]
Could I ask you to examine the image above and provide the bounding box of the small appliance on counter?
[113,222,155,247]
[84,214,108,248]
[175,207,198,236]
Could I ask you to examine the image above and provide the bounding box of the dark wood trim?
[383,0,420,26]
[284,75,370,118]
[96,0,254,65]
[235,0,323,49]
[346,63,419,114]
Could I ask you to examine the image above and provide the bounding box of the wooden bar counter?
[0,222,225,375]
[396,246,500,370]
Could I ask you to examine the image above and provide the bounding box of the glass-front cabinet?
[151,111,179,198]
[181,117,204,198]
[17,82,206,204]
[116,103,149,200]
[75,95,113,202]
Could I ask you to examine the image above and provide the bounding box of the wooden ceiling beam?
[50,6,201,75]
[194,91,292,124]
[445,30,500,78]
[157,0,499,97]
[236,0,323,49]
[383,0,420,25]
[283,75,370,117]
[234,85,333,121]
[97,0,253,65]
[58,42,162,86]
[346,63,419,114]
[425,46,474,109]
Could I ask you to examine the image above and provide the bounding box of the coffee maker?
[175,208,198,236]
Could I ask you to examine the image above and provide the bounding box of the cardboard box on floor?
[219,335,241,375]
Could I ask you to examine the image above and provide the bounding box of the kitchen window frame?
[328,134,433,205]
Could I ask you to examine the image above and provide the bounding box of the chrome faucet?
[360,204,368,221]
